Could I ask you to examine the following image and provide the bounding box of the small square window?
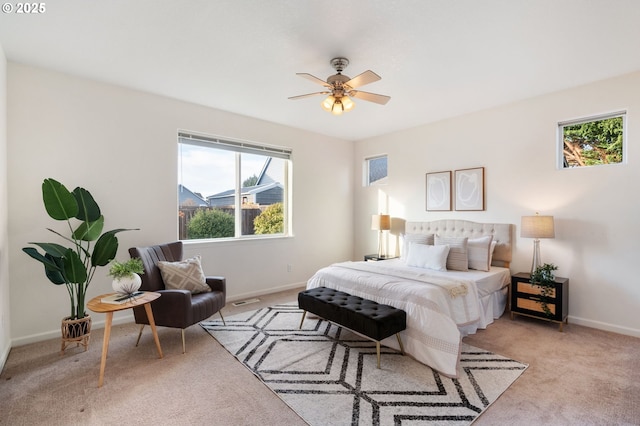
[559,112,625,168]
[365,155,388,186]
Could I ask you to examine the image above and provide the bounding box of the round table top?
[87,291,160,313]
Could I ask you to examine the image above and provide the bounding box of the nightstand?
[510,272,569,331]
[364,254,397,261]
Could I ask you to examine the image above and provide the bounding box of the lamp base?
[530,239,542,275]
[377,230,387,258]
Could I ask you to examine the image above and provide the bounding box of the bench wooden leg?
[298,311,307,329]
[396,333,405,355]
[376,341,381,369]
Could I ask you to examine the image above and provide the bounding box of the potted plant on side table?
[530,263,558,317]
[22,178,137,354]
[108,258,144,298]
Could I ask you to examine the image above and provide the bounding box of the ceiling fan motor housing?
[327,74,351,96]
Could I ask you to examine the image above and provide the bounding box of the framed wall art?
[425,171,451,211]
[454,167,484,211]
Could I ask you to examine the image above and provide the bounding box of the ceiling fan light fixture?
[322,95,354,116]
[341,96,355,112]
[321,95,336,112]
[331,99,344,115]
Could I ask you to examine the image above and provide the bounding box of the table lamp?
[371,214,391,258]
[521,213,555,275]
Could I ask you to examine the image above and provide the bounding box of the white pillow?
[400,233,434,259]
[405,243,450,271]
[434,235,469,271]
[158,255,212,294]
[468,236,493,271]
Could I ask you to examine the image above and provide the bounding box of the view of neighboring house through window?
[178,132,291,240]
[365,154,388,186]
[559,111,625,168]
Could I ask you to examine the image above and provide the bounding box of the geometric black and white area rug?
[201,304,527,426]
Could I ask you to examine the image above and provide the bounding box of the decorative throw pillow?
[489,240,498,264]
[158,255,211,294]
[467,235,493,271]
[434,235,469,271]
[405,243,449,271]
[401,233,434,259]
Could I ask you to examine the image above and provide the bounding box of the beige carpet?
[1,287,639,425]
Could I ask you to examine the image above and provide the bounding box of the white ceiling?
[2,1,640,141]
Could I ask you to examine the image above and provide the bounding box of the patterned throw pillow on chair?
[158,255,212,294]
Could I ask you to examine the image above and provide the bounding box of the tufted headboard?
[405,220,513,267]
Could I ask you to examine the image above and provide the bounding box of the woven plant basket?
[60,315,91,354]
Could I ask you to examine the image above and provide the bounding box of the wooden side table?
[87,291,163,387]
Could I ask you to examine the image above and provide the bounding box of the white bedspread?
[306,260,502,378]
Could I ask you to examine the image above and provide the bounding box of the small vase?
[112,273,142,295]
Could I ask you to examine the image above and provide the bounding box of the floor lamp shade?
[521,214,555,274]
[371,214,391,257]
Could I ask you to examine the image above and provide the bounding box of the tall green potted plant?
[22,178,137,353]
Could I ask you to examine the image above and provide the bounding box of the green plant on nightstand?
[530,263,558,317]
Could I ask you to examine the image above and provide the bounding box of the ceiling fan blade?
[349,90,391,105]
[296,73,331,87]
[288,91,330,100]
[345,70,381,89]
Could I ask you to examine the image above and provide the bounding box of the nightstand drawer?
[515,281,556,298]
[515,297,556,315]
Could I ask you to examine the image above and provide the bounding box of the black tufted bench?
[298,286,406,368]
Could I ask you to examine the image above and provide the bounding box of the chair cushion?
[157,255,211,294]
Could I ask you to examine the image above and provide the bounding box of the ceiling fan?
[288,57,390,115]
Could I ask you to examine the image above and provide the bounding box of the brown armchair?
[129,241,226,353]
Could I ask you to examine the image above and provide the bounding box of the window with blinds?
[178,131,291,240]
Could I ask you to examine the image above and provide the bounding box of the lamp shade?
[371,214,391,231]
[521,215,555,239]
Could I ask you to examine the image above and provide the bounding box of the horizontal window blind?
[178,131,292,160]
[558,110,626,127]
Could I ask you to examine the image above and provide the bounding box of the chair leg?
[135,324,145,347]
[219,310,226,326]
[181,329,186,354]
[376,341,381,369]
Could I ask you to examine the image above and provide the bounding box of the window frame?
[557,111,626,169]
[178,131,292,242]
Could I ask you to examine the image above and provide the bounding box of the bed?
[306,220,513,378]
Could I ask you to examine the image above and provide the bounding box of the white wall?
[0,44,10,369]
[355,71,640,337]
[7,63,354,345]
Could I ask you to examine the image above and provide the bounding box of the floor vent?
[232,298,261,307]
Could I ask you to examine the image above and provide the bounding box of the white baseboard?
[10,283,307,347]
[0,341,10,374]
[568,315,640,338]
[11,312,135,347]
[227,281,306,304]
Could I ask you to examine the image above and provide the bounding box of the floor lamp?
[371,214,391,258]
[521,213,555,275]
